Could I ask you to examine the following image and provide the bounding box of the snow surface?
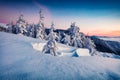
[0,32,120,80]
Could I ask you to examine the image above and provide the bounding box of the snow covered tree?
[36,9,47,39]
[25,23,31,36]
[71,32,83,47]
[61,33,71,45]
[36,22,45,39]
[42,39,57,56]
[6,21,13,33]
[68,22,80,35]
[67,22,82,47]
[67,22,96,55]
[57,31,62,43]
[46,22,59,40]
[15,14,27,35]
[82,36,96,55]
[15,23,20,34]
[42,22,57,56]
[29,24,36,38]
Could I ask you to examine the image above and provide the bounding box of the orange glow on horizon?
[85,30,120,36]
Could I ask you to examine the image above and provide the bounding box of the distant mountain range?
[91,36,120,56]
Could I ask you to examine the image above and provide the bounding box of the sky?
[0,0,120,36]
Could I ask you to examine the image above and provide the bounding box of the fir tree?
[61,33,71,45]
[6,21,13,33]
[42,22,57,56]
[36,9,46,39]
[15,14,27,35]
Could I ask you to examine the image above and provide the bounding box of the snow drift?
[32,42,90,57]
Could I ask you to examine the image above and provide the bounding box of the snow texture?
[0,32,120,80]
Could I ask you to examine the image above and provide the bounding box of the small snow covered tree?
[71,32,83,47]
[30,24,36,38]
[25,23,31,36]
[6,21,13,33]
[83,36,96,55]
[67,22,96,55]
[15,14,27,35]
[36,9,47,39]
[46,22,59,40]
[15,23,20,34]
[68,22,80,35]
[36,22,46,39]
[61,33,71,45]
[42,22,57,56]
[56,31,63,43]
[42,39,57,56]
[19,25,27,35]
[68,22,83,47]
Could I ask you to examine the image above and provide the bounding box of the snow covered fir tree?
[1,0,120,79]
[67,22,96,55]
[0,9,119,56]
[4,9,97,56]
[42,22,58,56]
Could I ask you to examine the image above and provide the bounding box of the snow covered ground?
[0,32,120,80]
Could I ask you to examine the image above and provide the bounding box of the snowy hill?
[0,32,120,80]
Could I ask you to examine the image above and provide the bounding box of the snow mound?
[76,48,90,56]
[32,43,46,51]
[31,42,90,57]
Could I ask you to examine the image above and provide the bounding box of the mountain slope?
[91,36,120,56]
[100,37,120,42]
[0,32,120,80]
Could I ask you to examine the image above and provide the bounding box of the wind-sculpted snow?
[32,42,75,57]
[32,42,90,57]
[0,32,120,80]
